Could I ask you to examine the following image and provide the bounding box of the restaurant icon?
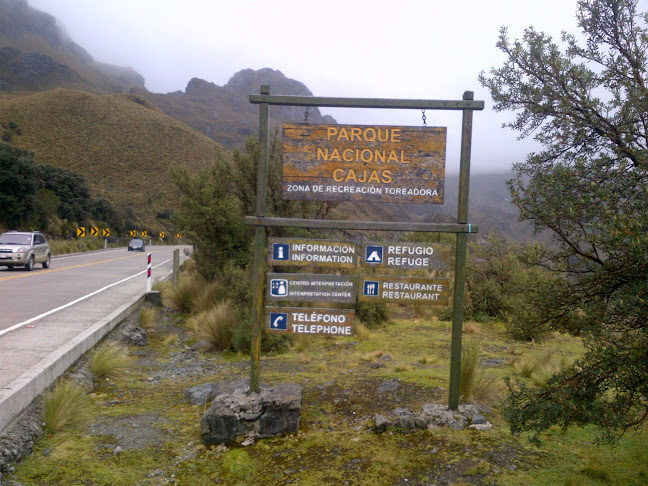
[363,280,379,296]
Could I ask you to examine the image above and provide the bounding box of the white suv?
[0,231,51,271]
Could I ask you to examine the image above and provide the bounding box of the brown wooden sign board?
[266,307,355,335]
[358,275,450,304]
[267,273,356,303]
[268,238,358,268]
[282,123,446,204]
[362,241,452,270]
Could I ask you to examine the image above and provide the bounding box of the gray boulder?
[200,382,302,445]
[117,322,148,346]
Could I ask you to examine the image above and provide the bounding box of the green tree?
[230,133,336,226]
[0,142,38,229]
[34,164,92,224]
[479,0,648,441]
[170,149,250,280]
[464,233,559,341]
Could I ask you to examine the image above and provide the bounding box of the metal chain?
[422,109,427,127]
[304,106,310,124]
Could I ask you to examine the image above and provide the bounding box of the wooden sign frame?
[247,88,483,410]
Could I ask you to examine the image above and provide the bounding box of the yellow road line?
[0,251,163,282]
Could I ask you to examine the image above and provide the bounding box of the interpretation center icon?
[270,312,288,330]
[273,243,290,261]
[270,279,288,297]
[365,245,383,263]
[363,280,379,296]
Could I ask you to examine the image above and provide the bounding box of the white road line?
[0,259,171,337]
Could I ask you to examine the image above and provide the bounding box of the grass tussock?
[512,347,571,386]
[165,276,205,313]
[460,339,501,406]
[43,380,90,434]
[163,334,179,347]
[355,322,370,342]
[138,307,157,330]
[578,464,610,481]
[395,364,414,372]
[464,322,482,335]
[412,303,427,319]
[418,355,436,365]
[360,350,384,362]
[192,301,235,351]
[88,342,134,381]
[289,334,311,352]
[190,280,226,314]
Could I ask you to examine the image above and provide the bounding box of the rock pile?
[374,403,492,433]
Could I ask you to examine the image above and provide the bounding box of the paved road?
[0,245,190,433]
[0,246,185,331]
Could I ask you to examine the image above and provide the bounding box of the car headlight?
[16,247,27,253]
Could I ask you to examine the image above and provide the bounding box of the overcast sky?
[28,0,588,173]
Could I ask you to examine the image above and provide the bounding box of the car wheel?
[25,255,34,271]
[43,253,51,269]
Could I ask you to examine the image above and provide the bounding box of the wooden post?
[172,249,179,288]
[448,91,475,410]
[249,86,271,394]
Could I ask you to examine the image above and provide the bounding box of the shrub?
[355,301,390,329]
[88,342,134,380]
[43,380,90,433]
[193,301,236,351]
[465,233,558,341]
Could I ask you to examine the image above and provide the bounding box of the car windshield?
[0,234,32,245]
[131,239,143,245]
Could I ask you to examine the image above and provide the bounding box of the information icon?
[273,243,290,261]
[270,279,289,297]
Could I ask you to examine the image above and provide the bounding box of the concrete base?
[145,291,163,307]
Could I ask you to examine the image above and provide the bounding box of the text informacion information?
[266,307,355,335]
[268,238,358,268]
[282,123,446,204]
[358,276,450,305]
[361,241,452,270]
[267,273,356,303]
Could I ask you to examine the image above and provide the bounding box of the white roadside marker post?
[147,252,152,292]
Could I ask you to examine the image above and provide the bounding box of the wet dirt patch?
[88,413,169,450]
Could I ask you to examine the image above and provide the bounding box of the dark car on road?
[128,238,146,252]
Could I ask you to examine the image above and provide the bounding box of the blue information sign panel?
[361,242,452,270]
[358,276,450,305]
[267,273,356,303]
[268,238,358,268]
[266,307,355,335]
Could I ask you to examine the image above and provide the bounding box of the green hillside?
[0,89,225,231]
